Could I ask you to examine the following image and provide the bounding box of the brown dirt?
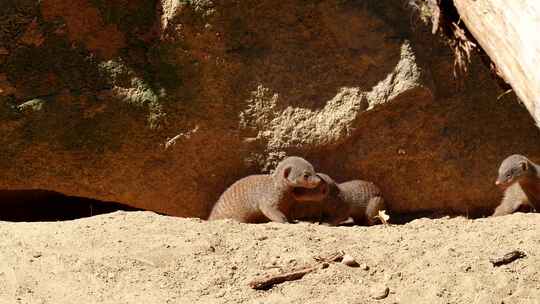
[1,211,539,303]
[41,0,126,58]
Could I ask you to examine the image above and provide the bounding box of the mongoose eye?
[303,173,310,180]
[283,167,292,179]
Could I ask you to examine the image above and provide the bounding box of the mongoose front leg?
[259,203,289,223]
[492,200,521,216]
[323,220,342,227]
[365,196,385,225]
[325,212,350,226]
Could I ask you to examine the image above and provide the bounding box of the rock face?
[1,0,539,219]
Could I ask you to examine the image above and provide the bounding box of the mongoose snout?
[495,154,532,188]
[282,164,321,189]
[292,176,330,202]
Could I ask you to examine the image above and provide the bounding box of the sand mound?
[1,211,538,303]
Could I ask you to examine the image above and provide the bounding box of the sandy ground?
[0,211,539,304]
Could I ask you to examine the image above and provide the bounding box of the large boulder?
[1,0,539,219]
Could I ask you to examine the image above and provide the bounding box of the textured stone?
[0,0,539,219]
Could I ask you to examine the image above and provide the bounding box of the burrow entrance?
[0,189,142,222]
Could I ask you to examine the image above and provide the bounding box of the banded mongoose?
[208,156,322,223]
[492,154,540,216]
[292,173,386,226]
[290,173,350,225]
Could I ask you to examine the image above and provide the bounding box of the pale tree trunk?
[453,0,540,126]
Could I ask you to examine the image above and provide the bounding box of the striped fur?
[208,157,320,223]
[291,173,385,226]
[338,179,385,225]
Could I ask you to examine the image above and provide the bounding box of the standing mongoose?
[492,154,540,216]
[208,156,322,223]
[291,173,386,226]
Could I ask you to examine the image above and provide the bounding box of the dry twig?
[249,265,321,290]
[249,251,345,290]
[489,250,526,267]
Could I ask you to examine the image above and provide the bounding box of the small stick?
[497,88,513,100]
[249,252,344,290]
[489,250,526,266]
[249,251,345,290]
[313,251,345,263]
[249,265,319,290]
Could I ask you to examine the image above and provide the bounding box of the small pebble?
[370,284,389,300]
[341,254,359,267]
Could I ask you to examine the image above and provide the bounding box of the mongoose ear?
[521,162,528,171]
[283,166,292,180]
